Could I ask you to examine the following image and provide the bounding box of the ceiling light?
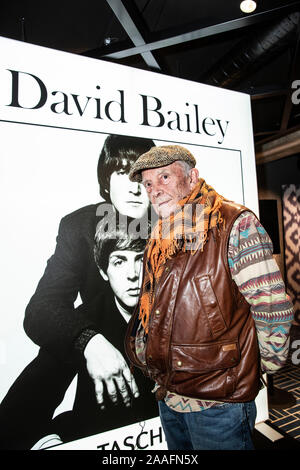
[240,1,257,14]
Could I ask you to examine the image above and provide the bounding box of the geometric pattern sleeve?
[228,211,294,374]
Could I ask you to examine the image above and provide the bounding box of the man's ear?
[189,168,199,187]
[99,268,108,281]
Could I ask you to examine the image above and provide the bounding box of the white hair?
[176,160,194,176]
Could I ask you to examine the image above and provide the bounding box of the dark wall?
[256,153,300,278]
[256,154,300,194]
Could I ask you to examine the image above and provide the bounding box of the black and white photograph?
[0,133,160,450]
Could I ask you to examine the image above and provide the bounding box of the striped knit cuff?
[74,329,99,354]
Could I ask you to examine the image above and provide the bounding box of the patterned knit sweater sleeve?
[227,211,294,374]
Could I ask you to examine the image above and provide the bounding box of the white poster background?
[0,37,267,450]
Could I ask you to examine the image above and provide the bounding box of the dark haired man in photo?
[0,134,156,450]
[45,215,157,445]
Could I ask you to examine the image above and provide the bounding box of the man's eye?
[113,259,123,266]
[162,174,169,182]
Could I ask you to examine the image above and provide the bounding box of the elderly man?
[125,144,294,450]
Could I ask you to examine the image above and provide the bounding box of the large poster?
[0,37,266,450]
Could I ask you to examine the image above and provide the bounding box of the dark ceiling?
[1,0,300,151]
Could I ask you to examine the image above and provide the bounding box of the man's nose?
[152,183,163,199]
[127,262,139,280]
[129,182,142,195]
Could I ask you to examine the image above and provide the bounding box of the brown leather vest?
[125,201,261,402]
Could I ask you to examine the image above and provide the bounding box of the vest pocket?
[191,275,227,338]
[171,340,240,373]
[169,341,240,398]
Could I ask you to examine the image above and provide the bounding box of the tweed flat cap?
[129,145,196,182]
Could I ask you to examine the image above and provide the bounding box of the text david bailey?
[5,69,230,144]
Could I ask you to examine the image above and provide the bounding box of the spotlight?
[240,1,257,14]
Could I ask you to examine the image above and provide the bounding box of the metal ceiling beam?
[104,2,300,60]
[105,0,160,69]
[255,131,278,136]
[255,123,300,146]
[251,90,288,101]
[256,129,300,164]
[201,11,300,88]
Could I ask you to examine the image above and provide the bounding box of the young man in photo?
[47,215,157,445]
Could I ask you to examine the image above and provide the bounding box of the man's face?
[110,167,149,219]
[142,162,197,218]
[100,250,144,309]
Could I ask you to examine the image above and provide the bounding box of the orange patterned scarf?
[139,178,225,333]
